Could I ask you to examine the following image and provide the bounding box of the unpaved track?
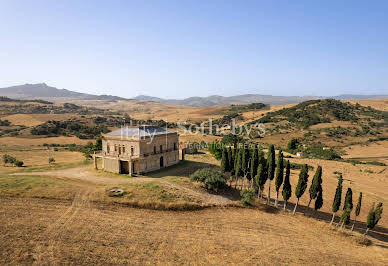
[12,166,232,204]
[33,187,96,264]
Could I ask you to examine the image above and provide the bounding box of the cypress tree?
[250,146,258,188]
[314,189,323,211]
[339,208,351,229]
[241,146,250,188]
[308,165,322,207]
[266,145,275,204]
[343,188,353,211]
[255,164,265,198]
[282,160,292,210]
[330,174,343,225]
[293,164,309,214]
[351,192,362,231]
[274,150,284,207]
[227,147,233,173]
[365,202,383,236]
[234,148,242,189]
[220,147,228,173]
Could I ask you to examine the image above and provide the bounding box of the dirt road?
[12,166,232,204]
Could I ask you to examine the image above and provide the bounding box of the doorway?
[120,160,129,174]
[160,156,164,167]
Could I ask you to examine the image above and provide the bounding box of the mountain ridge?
[0,83,386,107]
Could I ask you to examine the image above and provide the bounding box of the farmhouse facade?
[94,126,180,175]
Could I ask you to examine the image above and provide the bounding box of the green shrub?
[2,154,23,167]
[240,189,255,206]
[190,168,226,192]
[15,160,24,167]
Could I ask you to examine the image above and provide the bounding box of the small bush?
[15,160,24,167]
[240,189,255,206]
[190,168,226,192]
[49,157,55,164]
[190,168,210,182]
[3,154,23,167]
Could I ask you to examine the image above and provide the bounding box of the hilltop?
[243,99,388,149]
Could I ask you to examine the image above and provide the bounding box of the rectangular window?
[174,143,176,150]
[154,146,156,154]
[131,147,134,155]
[160,145,163,153]
[107,145,110,153]
[114,145,117,152]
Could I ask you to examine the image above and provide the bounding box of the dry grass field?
[0,136,91,146]
[1,196,386,265]
[347,99,388,111]
[0,149,387,264]
[1,113,78,127]
[0,98,387,264]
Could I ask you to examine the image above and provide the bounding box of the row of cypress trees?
[218,143,324,214]
[216,142,383,235]
[331,174,383,234]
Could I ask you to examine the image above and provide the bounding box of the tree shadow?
[144,160,217,178]
[280,199,388,244]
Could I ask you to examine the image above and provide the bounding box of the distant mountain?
[0,83,125,102]
[134,93,388,107]
[0,83,386,106]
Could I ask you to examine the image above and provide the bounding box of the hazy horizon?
[1,0,388,98]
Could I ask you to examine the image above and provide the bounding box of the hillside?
[134,94,388,107]
[0,83,125,102]
[244,99,388,149]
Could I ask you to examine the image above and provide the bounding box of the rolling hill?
[134,93,388,107]
[0,83,125,102]
[0,83,386,106]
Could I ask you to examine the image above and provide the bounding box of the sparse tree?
[287,138,298,151]
[351,192,362,231]
[339,208,351,229]
[308,165,322,207]
[293,164,309,214]
[330,174,343,225]
[365,202,383,236]
[274,150,284,207]
[49,157,55,164]
[282,160,292,210]
[266,145,275,204]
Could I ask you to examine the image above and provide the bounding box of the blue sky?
[1,0,387,98]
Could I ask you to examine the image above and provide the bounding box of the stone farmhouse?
[94,125,181,175]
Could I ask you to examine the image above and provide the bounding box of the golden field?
[0,98,387,264]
